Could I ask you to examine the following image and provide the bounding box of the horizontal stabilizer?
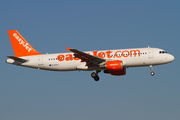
[7,56,28,62]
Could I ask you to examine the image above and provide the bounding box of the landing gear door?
[38,56,44,66]
[148,48,154,58]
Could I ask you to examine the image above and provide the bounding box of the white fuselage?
[6,47,174,71]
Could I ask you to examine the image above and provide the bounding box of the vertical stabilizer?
[8,30,42,57]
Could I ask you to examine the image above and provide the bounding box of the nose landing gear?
[150,65,155,76]
[91,70,101,81]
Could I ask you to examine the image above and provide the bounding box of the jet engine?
[102,60,126,76]
[106,60,123,70]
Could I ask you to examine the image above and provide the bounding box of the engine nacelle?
[106,60,123,70]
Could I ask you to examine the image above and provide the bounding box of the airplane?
[6,30,174,81]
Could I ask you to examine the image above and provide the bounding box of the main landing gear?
[91,70,101,81]
[150,65,155,76]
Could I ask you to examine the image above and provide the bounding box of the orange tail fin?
[8,30,42,57]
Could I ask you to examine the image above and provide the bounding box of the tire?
[91,72,96,78]
[94,76,100,81]
[150,71,155,76]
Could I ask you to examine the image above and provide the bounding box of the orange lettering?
[93,51,98,56]
[98,52,105,58]
[115,51,121,58]
[57,49,141,62]
[106,51,112,58]
[130,50,140,57]
[57,55,64,61]
[66,54,73,61]
[122,50,129,57]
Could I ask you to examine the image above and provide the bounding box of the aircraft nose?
[169,54,175,62]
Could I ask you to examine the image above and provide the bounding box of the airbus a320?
[6,30,174,81]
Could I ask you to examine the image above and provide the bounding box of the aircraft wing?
[66,47,105,66]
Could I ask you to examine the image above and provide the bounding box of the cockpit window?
[159,51,167,54]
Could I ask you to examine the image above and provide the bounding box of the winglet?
[66,47,71,51]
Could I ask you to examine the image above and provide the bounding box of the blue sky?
[1,0,180,120]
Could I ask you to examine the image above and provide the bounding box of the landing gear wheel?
[91,71,101,81]
[94,76,100,81]
[150,71,155,76]
[91,72,96,78]
[149,65,155,76]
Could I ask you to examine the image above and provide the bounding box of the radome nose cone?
[170,55,175,62]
